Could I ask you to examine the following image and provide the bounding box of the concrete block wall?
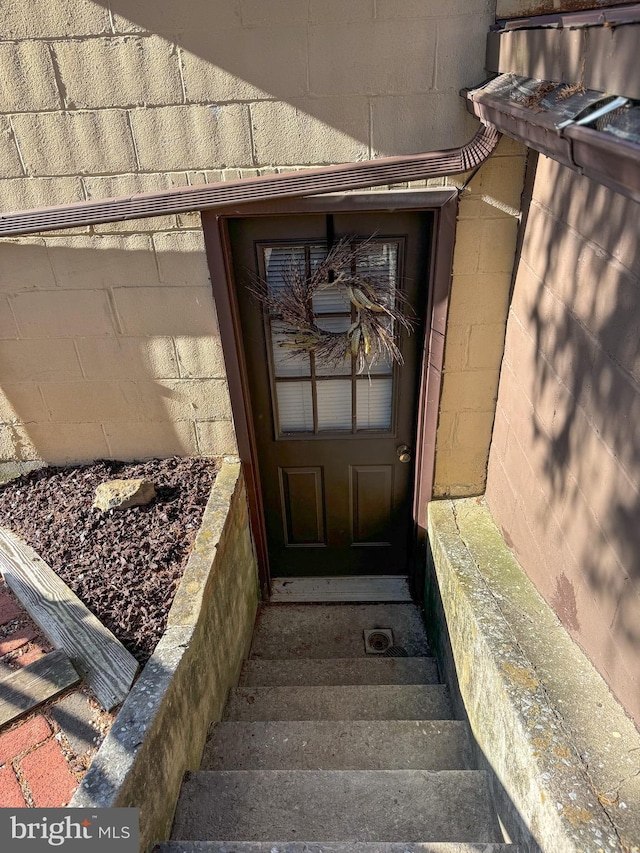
[0,0,506,478]
[0,222,235,476]
[434,137,526,497]
[485,153,640,724]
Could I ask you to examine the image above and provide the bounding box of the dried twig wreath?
[250,237,414,374]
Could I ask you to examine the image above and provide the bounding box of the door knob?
[397,444,412,463]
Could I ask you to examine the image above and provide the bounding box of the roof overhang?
[487,5,640,102]
[467,6,640,203]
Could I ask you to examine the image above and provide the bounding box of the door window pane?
[315,316,352,376]
[366,351,393,375]
[312,284,352,314]
[357,242,398,296]
[277,382,314,432]
[271,321,311,377]
[263,246,306,304]
[309,244,351,314]
[309,244,328,271]
[356,377,393,430]
[317,380,352,431]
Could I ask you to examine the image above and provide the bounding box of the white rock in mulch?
[92,479,156,512]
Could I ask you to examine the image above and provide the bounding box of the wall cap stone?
[167,461,240,628]
[428,497,639,853]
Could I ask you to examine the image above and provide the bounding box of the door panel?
[350,465,394,545]
[230,211,432,576]
[279,467,325,546]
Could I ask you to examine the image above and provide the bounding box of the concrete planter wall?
[71,460,259,853]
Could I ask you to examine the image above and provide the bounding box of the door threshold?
[270,575,412,603]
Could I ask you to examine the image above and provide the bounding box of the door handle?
[397,444,412,463]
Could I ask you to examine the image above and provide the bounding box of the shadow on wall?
[87,0,488,158]
[500,153,640,712]
[0,237,236,472]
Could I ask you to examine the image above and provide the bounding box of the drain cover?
[383,645,409,657]
[364,628,393,654]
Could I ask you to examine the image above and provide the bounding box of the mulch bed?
[0,457,220,665]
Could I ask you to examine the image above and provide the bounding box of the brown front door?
[230,210,432,577]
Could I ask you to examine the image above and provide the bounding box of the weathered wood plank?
[0,527,139,710]
[0,649,80,727]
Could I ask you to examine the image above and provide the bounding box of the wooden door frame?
[201,189,458,599]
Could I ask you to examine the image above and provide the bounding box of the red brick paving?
[0,764,26,807]
[13,642,51,668]
[0,582,96,808]
[0,716,51,765]
[0,626,38,656]
[0,591,22,625]
[19,739,78,807]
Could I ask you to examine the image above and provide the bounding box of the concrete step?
[171,770,502,843]
[202,720,473,771]
[224,685,452,721]
[250,604,430,659]
[270,576,413,603]
[240,658,440,687]
[156,843,520,852]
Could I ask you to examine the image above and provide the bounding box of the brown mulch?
[0,457,220,665]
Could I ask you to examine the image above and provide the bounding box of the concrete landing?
[224,684,452,721]
[250,604,430,659]
[172,770,501,843]
[203,720,473,771]
[240,657,440,686]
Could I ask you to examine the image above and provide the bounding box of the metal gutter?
[465,77,640,203]
[466,84,575,168]
[0,125,499,237]
[564,123,640,196]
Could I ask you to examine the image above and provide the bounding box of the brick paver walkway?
[0,579,113,807]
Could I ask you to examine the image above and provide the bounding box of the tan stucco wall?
[486,153,640,724]
[0,0,509,478]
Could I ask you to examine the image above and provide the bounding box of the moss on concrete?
[427,498,635,853]
[452,497,640,853]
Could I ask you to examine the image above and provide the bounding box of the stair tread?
[240,658,440,687]
[224,685,452,722]
[251,605,430,659]
[158,605,508,852]
[156,843,521,852]
[172,770,501,844]
[269,576,413,603]
[203,720,473,771]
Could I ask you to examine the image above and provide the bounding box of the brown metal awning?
[465,74,640,203]
[0,125,499,237]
